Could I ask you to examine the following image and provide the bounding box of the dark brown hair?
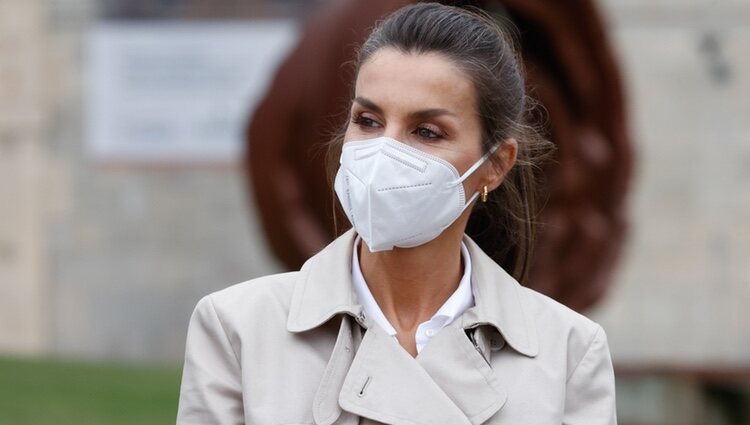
[326,2,554,283]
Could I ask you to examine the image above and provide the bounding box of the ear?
[483,138,518,191]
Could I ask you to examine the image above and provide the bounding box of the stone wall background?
[593,0,750,369]
[0,0,749,423]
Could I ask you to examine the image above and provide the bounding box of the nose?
[381,126,404,142]
[381,126,415,148]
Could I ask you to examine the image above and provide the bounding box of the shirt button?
[425,329,435,337]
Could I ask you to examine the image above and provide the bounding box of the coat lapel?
[336,323,508,425]
[313,315,363,425]
[314,319,509,425]
[415,325,508,424]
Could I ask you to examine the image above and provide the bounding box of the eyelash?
[350,114,378,129]
[350,113,445,140]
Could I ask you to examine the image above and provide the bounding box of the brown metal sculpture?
[244,0,633,312]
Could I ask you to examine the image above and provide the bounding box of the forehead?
[354,48,476,115]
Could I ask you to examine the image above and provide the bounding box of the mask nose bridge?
[352,143,383,161]
[348,141,389,185]
[348,136,497,187]
[360,137,431,173]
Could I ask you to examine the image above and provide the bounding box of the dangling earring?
[481,185,489,203]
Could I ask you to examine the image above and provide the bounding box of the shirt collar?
[286,228,539,357]
[350,235,475,337]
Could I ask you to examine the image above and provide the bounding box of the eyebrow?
[353,96,458,120]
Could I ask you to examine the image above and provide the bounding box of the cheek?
[454,148,487,193]
[343,121,371,143]
[463,169,484,194]
[450,142,484,176]
[343,124,357,142]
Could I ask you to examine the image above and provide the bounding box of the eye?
[351,113,381,129]
[414,125,444,140]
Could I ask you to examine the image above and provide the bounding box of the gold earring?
[481,185,489,203]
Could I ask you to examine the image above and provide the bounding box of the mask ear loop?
[451,143,500,211]
[452,142,500,185]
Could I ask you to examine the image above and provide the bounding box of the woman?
[177,3,617,425]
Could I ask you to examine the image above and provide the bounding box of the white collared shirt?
[351,235,475,353]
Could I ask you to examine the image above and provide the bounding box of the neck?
[358,231,464,333]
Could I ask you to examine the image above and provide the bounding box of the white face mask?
[334,136,497,252]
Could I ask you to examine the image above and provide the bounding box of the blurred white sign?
[85,21,299,164]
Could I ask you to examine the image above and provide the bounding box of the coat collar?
[286,228,538,358]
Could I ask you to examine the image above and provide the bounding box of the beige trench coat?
[176,229,617,425]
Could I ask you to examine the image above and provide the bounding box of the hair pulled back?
[326,2,554,283]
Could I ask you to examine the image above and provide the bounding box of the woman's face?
[344,47,508,209]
